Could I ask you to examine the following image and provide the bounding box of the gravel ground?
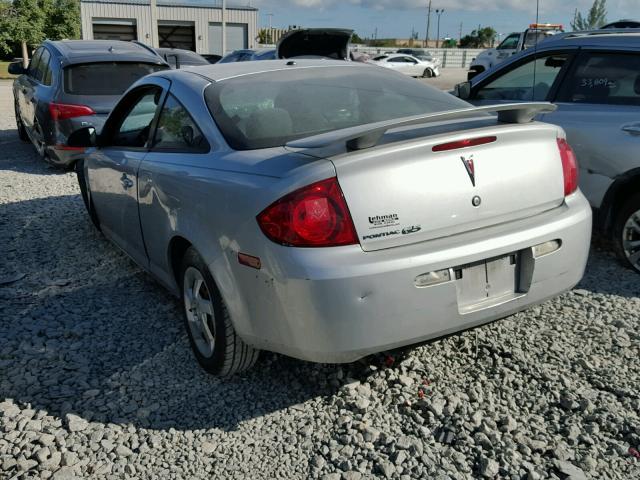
[0,79,639,480]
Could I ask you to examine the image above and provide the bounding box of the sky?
[245,0,636,40]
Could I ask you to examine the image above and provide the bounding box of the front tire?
[14,102,28,142]
[75,160,101,231]
[613,193,640,273]
[423,68,434,78]
[180,247,259,376]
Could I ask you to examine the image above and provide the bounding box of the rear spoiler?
[286,102,557,151]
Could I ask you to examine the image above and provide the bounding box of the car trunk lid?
[330,123,565,251]
[277,28,353,60]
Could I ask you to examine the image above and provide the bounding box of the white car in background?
[368,53,440,78]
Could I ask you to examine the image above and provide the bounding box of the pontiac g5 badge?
[460,155,476,187]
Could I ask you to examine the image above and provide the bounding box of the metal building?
[80,0,258,55]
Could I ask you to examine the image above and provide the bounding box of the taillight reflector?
[432,136,497,152]
[257,177,358,247]
[49,102,96,121]
[557,137,578,196]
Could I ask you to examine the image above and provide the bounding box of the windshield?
[205,65,469,150]
[64,62,167,95]
[497,34,520,50]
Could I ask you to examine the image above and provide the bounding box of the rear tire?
[613,193,640,273]
[180,247,259,376]
[75,160,101,231]
[14,102,28,142]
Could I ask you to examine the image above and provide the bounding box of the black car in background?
[10,40,169,168]
[152,47,211,69]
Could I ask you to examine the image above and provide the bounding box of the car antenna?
[531,0,540,101]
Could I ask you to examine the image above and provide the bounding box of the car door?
[88,80,169,267]
[137,91,211,287]
[386,56,411,75]
[17,47,44,130]
[471,50,574,107]
[541,50,640,208]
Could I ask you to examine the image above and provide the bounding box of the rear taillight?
[257,177,358,247]
[557,137,578,196]
[49,102,95,121]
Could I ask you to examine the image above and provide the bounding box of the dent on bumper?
[228,193,592,363]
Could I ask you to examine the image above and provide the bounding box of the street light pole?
[425,0,432,48]
[435,9,444,48]
[221,0,227,56]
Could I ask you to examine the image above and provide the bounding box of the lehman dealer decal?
[368,214,399,228]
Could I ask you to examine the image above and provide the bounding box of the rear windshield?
[64,62,167,95]
[204,65,469,150]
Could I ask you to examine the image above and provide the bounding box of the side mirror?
[8,61,26,75]
[67,126,97,148]
[454,81,472,100]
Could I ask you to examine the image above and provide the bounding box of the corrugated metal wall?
[80,1,258,54]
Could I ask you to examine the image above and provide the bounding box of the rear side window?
[205,66,470,150]
[557,52,640,106]
[152,94,209,153]
[475,54,568,102]
[63,62,167,95]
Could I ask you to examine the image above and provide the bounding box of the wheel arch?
[168,235,194,290]
[598,168,640,232]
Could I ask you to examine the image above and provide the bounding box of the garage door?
[92,21,137,41]
[158,22,195,51]
[208,23,248,55]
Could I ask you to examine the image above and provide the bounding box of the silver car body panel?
[84,60,592,363]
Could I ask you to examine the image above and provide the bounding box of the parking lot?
[0,76,639,479]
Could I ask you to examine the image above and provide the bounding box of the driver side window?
[112,88,162,148]
[475,53,568,101]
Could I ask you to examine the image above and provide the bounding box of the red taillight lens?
[557,137,578,196]
[49,102,95,121]
[432,136,497,152]
[257,177,358,247]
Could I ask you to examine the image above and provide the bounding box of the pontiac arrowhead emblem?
[460,155,476,187]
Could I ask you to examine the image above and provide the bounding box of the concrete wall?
[351,46,485,68]
[80,1,258,54]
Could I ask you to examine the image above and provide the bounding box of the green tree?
[0,0,80,62]
[4,0,46,65]
[351,32,365,44]
[459,27,496,48]
[571,0,607,31]
[45,0,81,40]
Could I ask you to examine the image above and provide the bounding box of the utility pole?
[458,21,463,42]
[149,0,158,47]
[435,9,444,48]
[267,13,273,30]
[221,0,227,55]
[425,0,432,47]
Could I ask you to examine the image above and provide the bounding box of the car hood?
[277,28,353,60]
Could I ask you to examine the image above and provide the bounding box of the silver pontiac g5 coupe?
[69,60,592,376]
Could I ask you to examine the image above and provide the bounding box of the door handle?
[120,173,134,190]
[622,124,640,135]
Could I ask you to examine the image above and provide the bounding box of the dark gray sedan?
[10,40,168,168]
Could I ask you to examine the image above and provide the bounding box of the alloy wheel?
[622,208,640,272]
[31,121,47,157]
[183,267,216,357]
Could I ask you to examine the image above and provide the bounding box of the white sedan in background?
[368,53,441,78]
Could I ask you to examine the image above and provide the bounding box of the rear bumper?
[46,146,85,167]
[223,192,592,363]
